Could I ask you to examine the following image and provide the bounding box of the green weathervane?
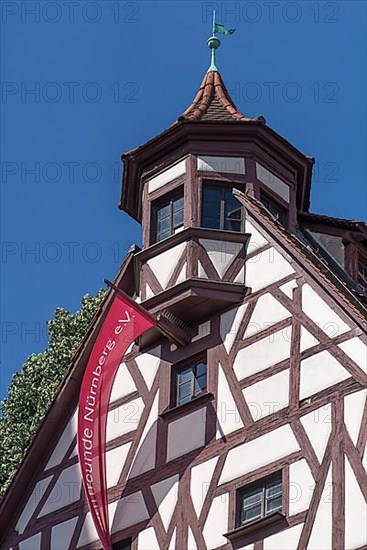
[207,10,236,72]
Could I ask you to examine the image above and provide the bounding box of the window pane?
[266,479,282,498]
[178,394,191,406]
[194,376,207,395]
[157,204,170,220]
[179,381,192,399]
[173,195,184,211]
[242,504,262,524]
[243,489,262,508]
[173,209,184,228]
[224,219,241,232]
[203,201,221,218]
[203,186,222,202]
[202,216,220,230]
[157,229,171,242]
[266,495,282,513]
[196,361,207,377]
[158,217,170,232]
[178,368,192,384]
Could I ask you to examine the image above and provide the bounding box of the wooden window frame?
[151,187,184,244]
[171,354,208,408]
[200,181,245,233]
[236,471,283,528]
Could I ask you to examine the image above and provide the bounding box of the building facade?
[1,67,366,550]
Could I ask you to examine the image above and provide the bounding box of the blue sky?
[1,1,366,400]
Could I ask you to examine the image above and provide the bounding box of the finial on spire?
[207,10,236,73]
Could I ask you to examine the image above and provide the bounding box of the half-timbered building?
[1,61,366,550]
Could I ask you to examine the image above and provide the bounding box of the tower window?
[237,472,282,526]
[174,357,207,407]
[202,185,244,232]
[260,193,286,226]
[155,191,184,242]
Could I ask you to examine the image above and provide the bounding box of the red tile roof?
[179,70,264,123]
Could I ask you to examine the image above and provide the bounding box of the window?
[237,472,282,526]
[260,194,286,226]
[175,357,207,407]
[112,538,131,550]
[155,191,184,242]
[357,257,367,287]
[202,185,244,232]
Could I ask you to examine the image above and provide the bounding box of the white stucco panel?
[39,463,82,516]
[300,326,319,352]
[199,239,243,279]
[263,523,303,549]
[289,459,315,515]
[16,476,52,534]
[300,351,350,401]
[167,407,206,461]
[176,262,187,285]
[302,283,350,336]
[78,501,118,547]
[202,494,229,550]
[219,425,300,485]
[148,159,186,193]
[168,528,176,550]
[51,516,78,549]
[147,242,186,289]
[300,404,331,463]
[279,279,298,299]
[129,391,159,478]
[234,328,291,381]
[242,368,289,421]
[244,293,291,339]
[135,346,161,390]
[138,527,160,550]
[45,408,77,470]
[307,466,333,550]
[190,456,219,518]
[216,363,244,437]
[245,219,269,251]
[246,247,294,293]
[197,155,245,174]
[345,456,367,549]
[344,389,366,446]
[338,337,367,374]
[112,491,149,533]
[110,362,137,403]
[106,442,131,488]
[151,474,179,531]
[106,397,144,441]
[220,303,248,353]
[19,533,41,550]
[198,259,208,279]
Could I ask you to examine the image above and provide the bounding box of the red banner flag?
[77,292,156,550]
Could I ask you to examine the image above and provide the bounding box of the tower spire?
[207,11,236,73]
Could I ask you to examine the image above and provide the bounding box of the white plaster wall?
[176,263,187,285]
[263,523,303,549]
[300,404,331,463]
[289,459,315,515]
[106,442,131,488]
[112,491,149,533]
[45,408,77,469]
[242,368,289,420]
[148,159,186,193]
[256,162,290,203]
[338,337,367,374]
[168,528,176,550]
[18,533,41,550]
[245,220,269,251]
[202,494,229,550]
[279,279,298,299]
[302,283,350,336]
[138,527,160,550]
[190,456,219,518]
[307,466,332,550]
[16,476,52,534]
[344,389,366,445]
[219,425,300,485]
[300,326,319,352]
[51,517,78,549]
[199,239,243,278]
[299,351,350,401]
[39,463,81,516]
[234,328,291,381]
[78,501,118,547]
[220,304,248,353]
[345,456,367,549]
[197,155,245,174]
[244,293,291,339]
[246,248,294,293]
[151,474,179,531]
[129,392,159,478]
[147,242,186,289]
[167,407,206,461]
[216,363,244,437]
[135,346,161,390]
[110,363,136,403]
[106,397,144,441]
[192,320,211,342]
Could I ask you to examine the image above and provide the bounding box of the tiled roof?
[299,211,367,233]
[179,70,264,123]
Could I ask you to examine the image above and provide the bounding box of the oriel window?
[202,185,244,232]
[155,191,184,242]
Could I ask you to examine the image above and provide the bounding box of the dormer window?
[202,184,244,232]
[260,192,286,227]
[154,190,184,242]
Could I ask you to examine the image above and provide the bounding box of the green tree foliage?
[0,290,106,498]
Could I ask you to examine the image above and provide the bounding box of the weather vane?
[207,10,236,72]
